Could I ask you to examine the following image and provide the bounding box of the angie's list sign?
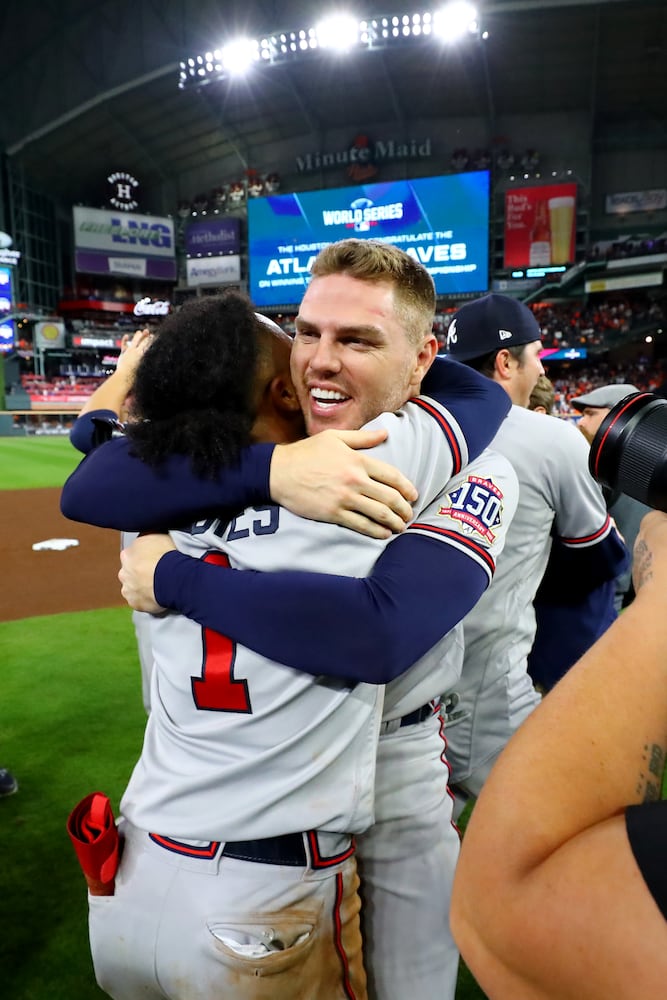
[504,182,577,269]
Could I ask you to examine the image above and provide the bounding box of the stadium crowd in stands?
[11,290,667,418]
[532,295,664,349]
[547,357,667,417]
[587,233,667,262]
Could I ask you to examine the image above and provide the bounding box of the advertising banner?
[504,183,577,268]
[185,217,241,257]
[34,321,66,350]
[0,266,13,313]
[605,189,667,215]
[585,272,663,294]
[0,320,13,353]
[247,171,490,307]
[186,254,242,287]
[73,206,176,281]
[541,347,587,361]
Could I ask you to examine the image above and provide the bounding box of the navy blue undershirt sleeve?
[69,410,120,454]
[421,356,510,460]
[534,531,630,601]
[153,532,488,683]
[528,580,617,690]
[61,435,275,531]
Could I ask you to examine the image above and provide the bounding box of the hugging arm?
[151,532,490,684]
[122,452,519,684]
[61,357,510,534]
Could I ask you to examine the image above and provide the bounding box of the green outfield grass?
[0,436,82,490]
[1,607,146,1000]
[0,601,488,1000]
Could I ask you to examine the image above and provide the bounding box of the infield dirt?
[1,488,126,621]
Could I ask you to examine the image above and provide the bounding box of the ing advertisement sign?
[504,183,577,269]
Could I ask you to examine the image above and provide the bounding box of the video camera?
[589,391,667,511]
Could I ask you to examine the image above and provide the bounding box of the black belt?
[149,830,353,868]
[399,701,440,727]
[380,699,440,735]
[222,832,307,866]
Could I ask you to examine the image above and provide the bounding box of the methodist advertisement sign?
[73,206,177,281]
[247,171,490,308]
[184,217,241,257]
[504,183,577,269]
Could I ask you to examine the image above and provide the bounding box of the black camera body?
[589,392,667,512]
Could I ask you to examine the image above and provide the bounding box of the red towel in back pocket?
[67,792,119,896]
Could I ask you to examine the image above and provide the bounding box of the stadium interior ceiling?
[2,0,666,212]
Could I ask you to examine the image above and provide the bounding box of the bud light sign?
[185,217,241,257]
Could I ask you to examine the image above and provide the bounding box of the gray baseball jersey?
[121,530,154,715]
[120,403,518,842]
[445,405,615,789]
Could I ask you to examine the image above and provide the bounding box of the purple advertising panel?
[74,250,177,281]
[185,217,241,257]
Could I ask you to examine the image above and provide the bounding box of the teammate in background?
[62,240,517,1000]
[571,382,651,611]
[70,328,155,713]
[527,372,555,414]
[444,293,628,815]
[451,509,667,1000]
[528,382,645,690]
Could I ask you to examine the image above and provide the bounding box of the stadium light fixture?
[433,2,478,42]
[178,6,485,88]
[220,37,259,77]
[314,14,360,52]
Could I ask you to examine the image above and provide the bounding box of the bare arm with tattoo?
[451,510,667,1000]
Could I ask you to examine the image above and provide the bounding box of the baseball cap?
[446,293,541,362]
[570,383,640,411]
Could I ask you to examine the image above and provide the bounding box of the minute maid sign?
[73,206,174,257]
[296,134,432,176]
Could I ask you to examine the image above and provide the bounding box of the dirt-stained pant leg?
[88,822,367,1000]
[356,714,460,1000]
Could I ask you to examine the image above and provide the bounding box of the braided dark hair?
[125,292,260,478]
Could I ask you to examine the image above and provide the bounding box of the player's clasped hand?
[270,428,419,539]
[117,328,154,378]
[119,533,175,614]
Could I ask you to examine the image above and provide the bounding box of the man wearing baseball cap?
[443,294,628,813]
[570,383,641,445]
[446,293,545,407]
[571,382,650,611]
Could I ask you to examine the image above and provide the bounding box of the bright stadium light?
[220,37,259,76]
[433,2,478,42]
[315,13,360,52]
[177,7,486,88]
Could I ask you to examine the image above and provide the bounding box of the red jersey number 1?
[191,552,251,713]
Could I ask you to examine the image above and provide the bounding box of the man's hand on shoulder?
[269,429,418,539]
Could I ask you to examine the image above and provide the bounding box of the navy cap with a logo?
[446,293,542,362]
